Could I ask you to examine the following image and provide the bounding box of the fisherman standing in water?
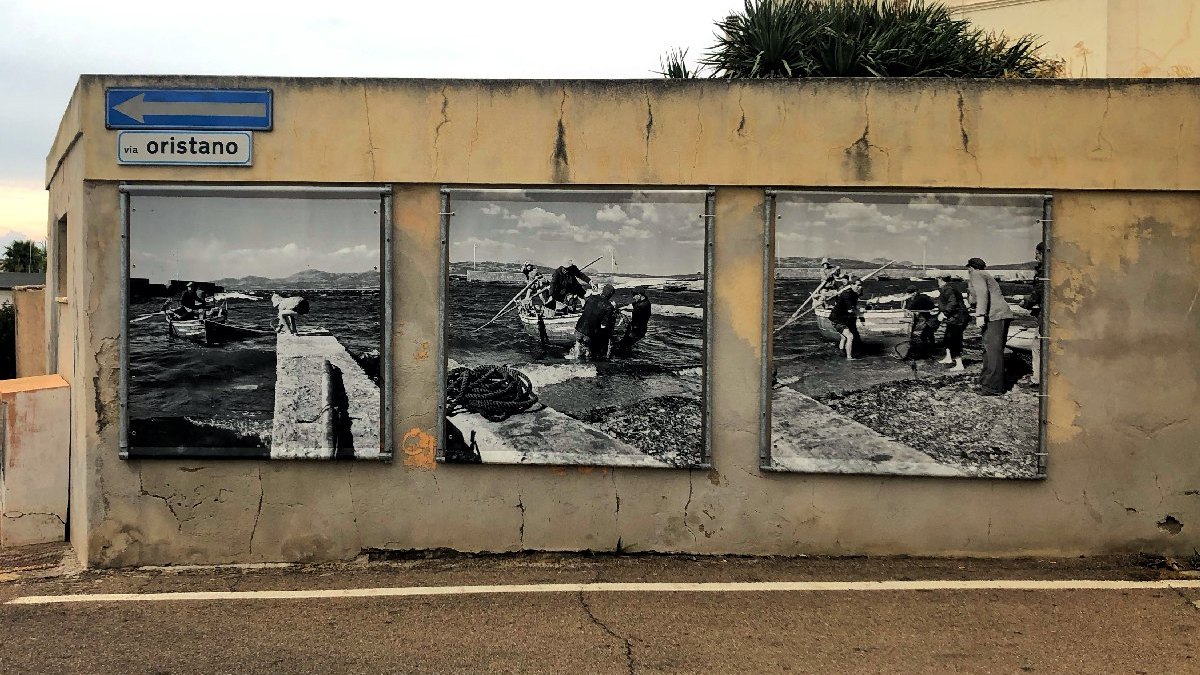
[967,257,1014,395]
[613,287,652,355]
[828,278,863,360]
[937,275,970,371]
[573,284,617,360]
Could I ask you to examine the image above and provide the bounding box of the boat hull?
[517,306,629,346]
[813,308,1037,352]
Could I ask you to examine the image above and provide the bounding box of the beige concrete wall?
[13,285,46,378]
[950,0,1200,77]
[46,76,1200,566]
[0,375,70,547]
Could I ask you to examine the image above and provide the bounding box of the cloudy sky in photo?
[776,193,1044,267]
[451,191,707,276]
[0,0,737,245]
[130,196,380,283]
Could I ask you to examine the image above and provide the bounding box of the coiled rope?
[446,366,541,422]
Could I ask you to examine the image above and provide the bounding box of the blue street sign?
[106,88,273,130]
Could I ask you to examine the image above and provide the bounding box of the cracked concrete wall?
[45,76,1200,566]
[0,376,70,547]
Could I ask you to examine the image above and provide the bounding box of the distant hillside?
[212,268,379,289]
[776,256,1034,270]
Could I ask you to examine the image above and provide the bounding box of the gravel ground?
[816,371,1042,478]
[578,395,703,467]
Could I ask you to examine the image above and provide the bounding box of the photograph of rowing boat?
[125,193,386,460]
[441,189,709,468]
[767,191,1047,478]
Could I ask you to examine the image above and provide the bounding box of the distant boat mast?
[473,243,477,271]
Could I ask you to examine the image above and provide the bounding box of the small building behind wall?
[44,75,1200,568]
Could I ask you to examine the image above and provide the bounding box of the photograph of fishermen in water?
[442,189,708,468]
[768,192,1046,478]
[125,194,385,460]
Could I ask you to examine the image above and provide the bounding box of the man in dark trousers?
[547,263,591,310]
[613,287,652,355]
[967,257,1015,395]
[902,285,939,359]
[828,280,863,360]
[574,284,617,360]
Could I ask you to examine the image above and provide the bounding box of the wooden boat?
[516,302,628,346]
[814,305,1037,352]
[164,303,273,346]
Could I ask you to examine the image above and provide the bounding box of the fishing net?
[445,366,541,422]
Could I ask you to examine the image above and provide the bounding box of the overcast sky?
[0,0,738,249]
[776,193,1044,267]
[131,196,380,283]
[451,190,706,276]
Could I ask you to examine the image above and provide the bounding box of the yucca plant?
[660,0,1063,79]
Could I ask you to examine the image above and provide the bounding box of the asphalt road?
[1,551,1198,674]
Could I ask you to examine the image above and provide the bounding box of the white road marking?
[9,579,1200,605]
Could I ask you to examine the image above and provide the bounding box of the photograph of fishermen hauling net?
[125,193,387,460]
[441,189,709,468]
[768,191,1047,479]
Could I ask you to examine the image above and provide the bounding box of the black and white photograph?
[125,192,387,460]
[768,192,1046,478]
[442,189,708,468]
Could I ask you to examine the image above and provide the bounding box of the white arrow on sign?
[113,94,267,123]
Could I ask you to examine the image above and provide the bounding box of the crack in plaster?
[432,86,449,179]
[466,94,481,181]
[956,86,982,182]
[682,470,698,543]
[577,591,635,675]
[361,85,378,180]
[692,92,704,170]
[2,511,66,525]
[249,467,264,555]
[516,493,526,549]
[643,94,653,164]
[1093,82,1115,157]
[552,88,570,182]
[736,88,746,137]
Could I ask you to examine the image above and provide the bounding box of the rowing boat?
[516,303,628,346]
[814,306,1037,352]
[164,303,273,346]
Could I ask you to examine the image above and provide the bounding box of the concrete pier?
[770,387,964,477]
[271,330,381,460]
[445,359,667,467]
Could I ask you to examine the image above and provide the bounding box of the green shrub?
[664,0,1063,79]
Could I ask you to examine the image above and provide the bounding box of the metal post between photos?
[119,188,130,458]
[759,190,777,469]
[703,188,716,468]
[1036,194,1053,479]
[381,188,394,461]
[436,190,452,462]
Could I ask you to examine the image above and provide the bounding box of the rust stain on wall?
[414,341,429,361]
[400,427,437,469]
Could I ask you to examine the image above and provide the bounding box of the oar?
[473,277,541,333]
[774,260,897,333]
[774,274,833,334]
[472,256,605,333]
[131,301,174,323]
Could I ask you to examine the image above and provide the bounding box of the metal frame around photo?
[759,189,1051,479]
[118,183,394,461]
[436,186,715,469]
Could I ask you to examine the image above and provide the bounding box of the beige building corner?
[946,0,1200,77]
[42,76,1200,568]
[0,375,70,547]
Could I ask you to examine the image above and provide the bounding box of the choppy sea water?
[128,289,381,456]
